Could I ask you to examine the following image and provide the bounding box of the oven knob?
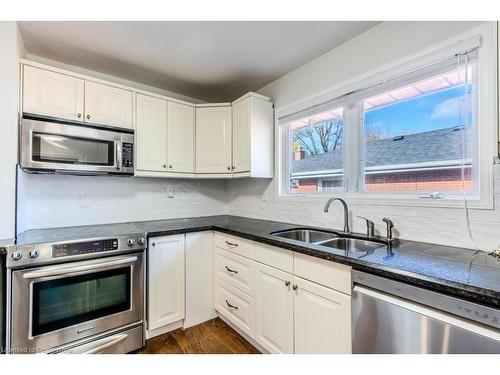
[29,249,40,258]
[127,239,135,246]
[137,238,145,246]
[11,251,22,261]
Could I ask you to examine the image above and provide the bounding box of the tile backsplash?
[16,170,227,234]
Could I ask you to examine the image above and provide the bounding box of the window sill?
[276,191,494,210]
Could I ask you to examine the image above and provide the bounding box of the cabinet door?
[294,276,351,354]
[84,81,133,128]
[195,106,232,173]
[136,94,167,172]
[148,235,186,331]
[23,65,84,121]
[232,98,251,173]
[255,263,294,354]
[167,101,195,173]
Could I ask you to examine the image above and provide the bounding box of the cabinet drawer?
[254,242,293,273]
[215,248,255,296]
[215,278,255,338]
[214,232,255,259]
[294,253,351,295]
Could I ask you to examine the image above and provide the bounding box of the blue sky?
[364,84,472,138]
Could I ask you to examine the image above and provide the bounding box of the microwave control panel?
[122,142,134,168]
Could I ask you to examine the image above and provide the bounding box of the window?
[287,107,344,193]
[362,63,476,194]
[278,28,496,208]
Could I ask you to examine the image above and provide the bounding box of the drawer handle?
[226,300,238,310]
[225,266,238,274]
[225,241,238,247]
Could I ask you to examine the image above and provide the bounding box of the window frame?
[276,23,497,209]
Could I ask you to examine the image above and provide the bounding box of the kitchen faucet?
[324,197,350,235]
[382,217,394,243]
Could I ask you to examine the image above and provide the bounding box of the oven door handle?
[22,256,138,279]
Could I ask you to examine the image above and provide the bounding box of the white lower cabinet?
[215,278,256,338]
[147,235,186,335]
[215,241,352,354]
[294,276,351,354]
[255,263,294,354]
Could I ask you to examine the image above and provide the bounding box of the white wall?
[0,22,25,241]
[17,172,227,233]
[227,21,500,250]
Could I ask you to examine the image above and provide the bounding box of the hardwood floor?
[135,318,260,354]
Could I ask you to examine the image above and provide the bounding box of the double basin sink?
[270,228,387,257]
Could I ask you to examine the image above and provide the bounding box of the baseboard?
[145,320,184,339]
[217,313,268,354]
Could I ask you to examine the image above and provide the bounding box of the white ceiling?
[18,21,379,102]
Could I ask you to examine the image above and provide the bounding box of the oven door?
[20,117,134,175]
[10,253,143,353]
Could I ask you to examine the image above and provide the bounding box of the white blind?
[278,35,481,125]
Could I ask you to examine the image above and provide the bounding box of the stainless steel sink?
[271,228,386,257]
[271,229,338,243]
[316,238,385,253]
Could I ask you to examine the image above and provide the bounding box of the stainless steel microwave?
[20,115,134,176]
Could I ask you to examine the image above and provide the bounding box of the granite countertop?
[15,215,500,308]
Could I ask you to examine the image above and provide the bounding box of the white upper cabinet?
[293,276,351,354]
[84,81,133,128]
[232,97,251,173]
[23,65,84,121]
[135,93,167,172]
[196,106,232,174]
[232,93,274,177]
[167,101,195,173]
[22,64,133,129]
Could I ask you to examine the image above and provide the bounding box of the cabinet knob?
[292,284,298,291]
[227,166,230,171]
[285,280,291,287]
[169,165,173,169]
[86,114,91,120]
[77,113,82,118]
[231,166,235,170]
[162,164,167,168]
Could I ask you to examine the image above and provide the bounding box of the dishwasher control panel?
[352,270,500,331]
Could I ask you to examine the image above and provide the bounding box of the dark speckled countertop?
[15,215,500,308]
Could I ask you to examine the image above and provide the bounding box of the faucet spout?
[324,197,350,235]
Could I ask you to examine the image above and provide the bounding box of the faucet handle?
[357,216,374,238]
[382,217,394,243]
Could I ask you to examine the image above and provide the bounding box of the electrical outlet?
[78,194,91,208]
[167,188,175,198]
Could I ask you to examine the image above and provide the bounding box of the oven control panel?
[53,238,119,258]
[6,233,146,269]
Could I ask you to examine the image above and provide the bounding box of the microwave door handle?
[22,255,138,279]
[115,141,122,170]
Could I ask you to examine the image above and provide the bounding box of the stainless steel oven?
[6,234,146,354]
[20,115,134,176]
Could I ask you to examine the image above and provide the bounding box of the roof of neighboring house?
[292,126,472,175]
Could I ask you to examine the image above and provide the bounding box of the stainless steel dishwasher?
[351,270,500,354]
